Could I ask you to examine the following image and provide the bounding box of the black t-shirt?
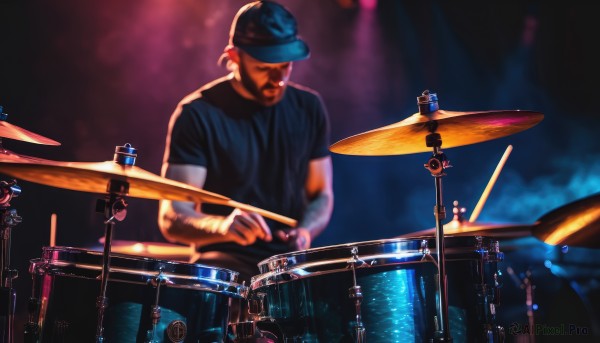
[166,77,330,261]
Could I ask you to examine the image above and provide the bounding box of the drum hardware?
[94,143,139,343]
[247,291,267,318]
[472,237,505,342]
[0,180,21,343]
[506,266,536,342]
[1,130,296,341]
[417,91,455,342]
[145,270,167,343]
[0,139,295,341]
[330,90,542,342]
[227,320,278,343]
[0,105,58,343]
[28,247,246,342]
[22,274,40,343]
[347,247,366,343]
[250,236,506,342]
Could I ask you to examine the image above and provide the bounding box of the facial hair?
[238,62,285,107]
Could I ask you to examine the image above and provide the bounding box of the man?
[158,1,334,289]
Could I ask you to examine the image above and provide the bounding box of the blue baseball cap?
[229,1,310,63]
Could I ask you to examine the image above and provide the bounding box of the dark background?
[2,0,600,341]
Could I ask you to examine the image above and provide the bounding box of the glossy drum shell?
[29,246,245,343]
[248,236,503,343]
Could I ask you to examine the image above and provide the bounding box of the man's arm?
[158,163,272,247]
[276,155,334,250]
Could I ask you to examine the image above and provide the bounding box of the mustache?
[264,81,285,90]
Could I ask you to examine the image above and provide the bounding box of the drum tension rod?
[348,247,366,343]
[146,270,167,343]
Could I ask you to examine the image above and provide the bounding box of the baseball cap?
[229,1,310,63]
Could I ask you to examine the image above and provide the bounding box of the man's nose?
[269,69,286,85]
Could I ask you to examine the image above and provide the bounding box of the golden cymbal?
[0,148,54,163]
[398,220,533,239]
[330,110,543,156]
[0,158,298,226]
[0,159,229,203]
[534,192,600,248]
[94,238,195,262]
[0,110,60,145]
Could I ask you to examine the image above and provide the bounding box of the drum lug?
[247,292,266,317]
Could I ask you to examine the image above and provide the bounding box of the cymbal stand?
[418,91,452,342]
[0,180,22,343]
[94,144,135,342]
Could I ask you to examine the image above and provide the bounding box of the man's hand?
[225,209,273,246]
[276,228,311,250]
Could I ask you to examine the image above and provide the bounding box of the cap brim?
[237,39,310,63]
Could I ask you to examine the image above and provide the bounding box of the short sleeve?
[310,93,331,160]
[166,102,208,166]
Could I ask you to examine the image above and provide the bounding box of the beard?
[238,63,286,107]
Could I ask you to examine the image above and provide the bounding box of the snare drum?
[247,236,503,343]
[28,246,245,343]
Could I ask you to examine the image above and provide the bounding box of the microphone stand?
[0,180,22,343]
[418,91,453,342]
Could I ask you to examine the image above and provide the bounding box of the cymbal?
[398,220,533,239]
[94,238,195,262]
[0,159,298,226]
[1,148,54,163]
[534,192,600,248]
[0,159,229,203]
[330,110,543,156]
[0,114,60,145]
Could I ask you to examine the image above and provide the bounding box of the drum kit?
[0,92,596,342]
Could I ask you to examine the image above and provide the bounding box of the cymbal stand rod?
[0,180,22,343]
[95,218,113,342]
[426,144,452,342]
[95,180,129,343]
[419,90,452,342]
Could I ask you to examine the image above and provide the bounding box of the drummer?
[158,0,334,310]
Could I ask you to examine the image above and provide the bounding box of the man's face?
[237,51,293,106]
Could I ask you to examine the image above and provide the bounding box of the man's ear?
[225,45,240,64]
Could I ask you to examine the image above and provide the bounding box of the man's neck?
[227,73,258,102]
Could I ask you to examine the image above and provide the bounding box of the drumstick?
[190,193,298,227]
[50,213,57,247]
[225,199,298,227]
[469,145,513,223]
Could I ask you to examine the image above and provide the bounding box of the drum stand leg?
[0,181,22,343]
[418,91,452,342]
